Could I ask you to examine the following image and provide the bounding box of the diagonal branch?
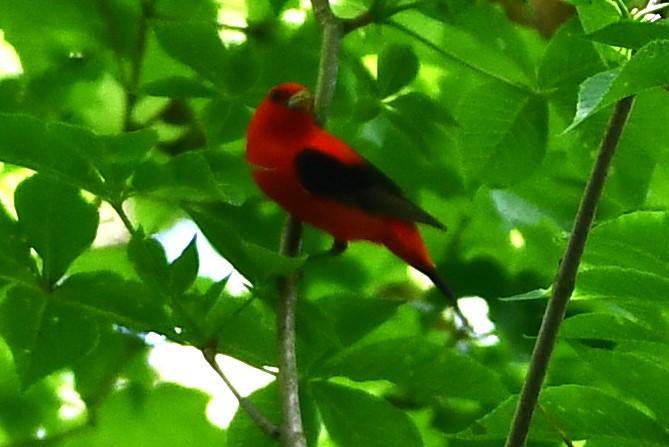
[504,95,636,447]
[202,344,280,439]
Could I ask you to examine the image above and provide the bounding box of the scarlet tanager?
[246,82,467,324]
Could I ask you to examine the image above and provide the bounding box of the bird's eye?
[269,89,288,103]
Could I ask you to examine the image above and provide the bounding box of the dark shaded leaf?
[587,20,669,50]
[457,82,548,187]
[0,286,98,389]
[377,44,419,97]
[14,174,99,285]
[0,114,104,194]
[141,76,219,98]
[168,235,199,295]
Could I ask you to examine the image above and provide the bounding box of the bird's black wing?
[295,148,445,230]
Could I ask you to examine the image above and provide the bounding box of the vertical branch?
[277,215,306,447]
[311,0,343,124]
[275,1,363,445]
[504,95,636,447]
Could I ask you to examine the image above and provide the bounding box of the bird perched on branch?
[246,82,469,327]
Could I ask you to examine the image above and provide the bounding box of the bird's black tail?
[421,267,473,333]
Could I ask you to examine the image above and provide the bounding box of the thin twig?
[504,95,636,447]
[202,344,280,439]
[311,0,344,125]
[122,0,155,132]
[111,201,137,236]
[537,403,575,447]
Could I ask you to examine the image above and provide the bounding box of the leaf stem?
[504,95,636,447]
[122,0,155,132]
[111,201,139,236]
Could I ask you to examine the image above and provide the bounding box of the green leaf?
[498,288,549,301]
[60,383,224,447]
[141,76,219,98]
[212,294,277,368]
[127,234,170,293]
[568,40,669,130]
[168,235,199,295]
[585,437,668,447]
[188,209,303,284]
[457,82,548,187]
[0,114,104,194]
[570,0,626,34]
[0,201,37,285]
[226,383,281,447]
[227,382,320,447]
[324,337,509,405]
[387,91,457,127]
[459,385,669,443]
[153,21,229,87]
[383,91,457,151]
[568,68,621,131]
[390,11,531,89]
[575,266,669,304]
[71,325,148,404]
[540,385,669,444]
[376,44,420,97]
[587,20,669,50]
[215,43,260,94]
[201,97,253,145]
[0,286,99,389]
[316,294,402,347]
[584,211,669,277]
[132,151,244,205]
[96,129,157,195]
[310,380,422,447]
[14,174,99,285]
[580,347,669,423]
[54,272,172,334]
[152,23,258,95]
[537,19,606,117]
[561,313,661,343]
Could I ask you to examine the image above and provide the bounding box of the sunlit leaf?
[310,380,422,447]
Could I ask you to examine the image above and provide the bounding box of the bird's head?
[268,82,314,112]
[251,83,316,135]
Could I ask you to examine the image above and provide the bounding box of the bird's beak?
[287,89,314,110]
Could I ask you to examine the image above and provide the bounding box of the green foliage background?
[0,0,668,445]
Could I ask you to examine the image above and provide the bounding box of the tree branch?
[277,215,306,447]
[276,1,420,444]
[274,1,358,445]
[202,344,280,439]
[311,0,344,125]
[504,95,636,447]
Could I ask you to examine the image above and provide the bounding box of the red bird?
[246,82,466,323]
